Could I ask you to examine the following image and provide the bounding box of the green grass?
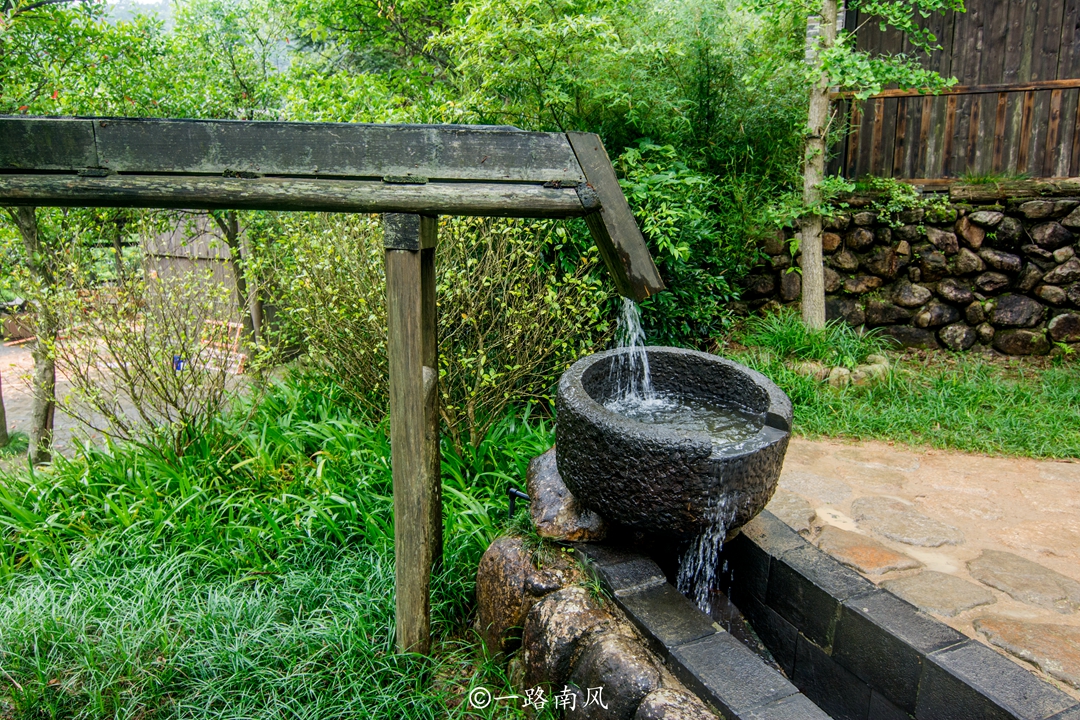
[0,431,28,457]
[728,309,1080,458]
[0,375,553,719]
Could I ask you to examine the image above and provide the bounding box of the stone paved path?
[768,437,1080,699]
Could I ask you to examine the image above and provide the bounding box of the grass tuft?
[737,308,889,369]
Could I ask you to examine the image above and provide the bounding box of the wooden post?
[384,212,440,654]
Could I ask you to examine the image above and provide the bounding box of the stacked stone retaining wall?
[743,195,1080,354]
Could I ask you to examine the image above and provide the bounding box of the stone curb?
[719,510,1080,720]
[575,543,830,720]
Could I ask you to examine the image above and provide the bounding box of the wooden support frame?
[0,115,667,654]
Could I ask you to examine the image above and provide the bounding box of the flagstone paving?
[767,437,1080,698]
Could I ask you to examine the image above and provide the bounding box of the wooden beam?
[566,132,665,301]
[831,77,1080,100]
[0,117,584,184]
[0,174,595,218]
[949,177,1080,202]
[419,217,440,572]
[384,213,435,654]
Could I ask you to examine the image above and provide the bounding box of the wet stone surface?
[967,550,1080,614]
[974,616,1080,690]
[815,525,922,576]
[882,571,996,617]
[764,490,815,535]
[528,447,607,542]
[632,688,717,720]
[851,496,965,547]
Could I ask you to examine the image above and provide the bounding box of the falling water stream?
[602,298,759,615]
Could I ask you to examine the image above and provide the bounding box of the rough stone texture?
[953,247,986,274]
[880,325,940,349]
[822,266,842,293]
[927,227,959,255]
[1069,281,1080,305]
[830,249,860,271]
[477,537,576,654]
[967,550,1080,613]
[1036,284,1068,305]
[822,231,842,253]
[976,322,996,344]
[816,525,922,575]
[978,248,1023,273]
[995,216,1024,245]
[993,329,1051,355]
[523,586,610,690]
[925,205,957,223]
[1044,257,1080,285]
[969,210,1004,227]
[1017,262,1045,291]
[895,224,922,242]
[826,296,865,326]
[528,448,607,542]
[893,281,932,307]
[965,301,986,325]
[845,274,883,294]
[567,633,661,720]
[883,571,996,617]
[744,274,775,299]
[914,300,961,328]
[863,246,907,279]
[853,211,878,226]
[556,347,792,539]
[1049,312,1080,342]
[770,253,791,271]
[865,300,913,327]
[956,215,986,249]
[762,231,786,255]
[973,616,1080,690]
[939,323,977,351]
[990,294,1046,327]
[825,214,851,231]
[936,278,974,304]
[847,227,875,250]
[851,496,965,547]
[778,269,801,303]
[919,249,950,281]
[975,271,1011,292]
[633,688,717,720]
[1031,221,1074,250]
[1020,200,1058,219]
[779,471,852,505]
[1024,243,1058,269]
[766,489,816,534]
[1063,205,1080,228]
[1055,246,1076,263]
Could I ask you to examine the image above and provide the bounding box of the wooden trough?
[0,116,664,654]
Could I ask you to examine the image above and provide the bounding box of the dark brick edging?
[575,543,830,719]
[719,510,1080,720]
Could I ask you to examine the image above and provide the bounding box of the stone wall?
[743,195,1080,354]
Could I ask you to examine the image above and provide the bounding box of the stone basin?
[555,346,792,539]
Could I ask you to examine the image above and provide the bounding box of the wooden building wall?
[830,0,1080,181]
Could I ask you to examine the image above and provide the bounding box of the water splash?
[608,297,654,403]
[677,493,737,615]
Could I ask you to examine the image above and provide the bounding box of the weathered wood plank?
[0,117,98,170]
[419,218,440,572]
[917,96,933,177]
[993,92,1009,171]
[1045,88,1064,177]
[830,78,1080,101]
[0,174,593,217]
[871,99,886,175]
[1072,92,1080,174]
[950,177,1080,202]
[1018,90,1036,172]
[943,95,958,176]
[566,132,664,301]
[0,117,586,184]
[384,216,432,655]
[846,102,862,178]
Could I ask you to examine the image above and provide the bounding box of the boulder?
[1022,244,1058,270]
[1049,312,1080,342]
[528,448,607,542]
[523,586,611,690]
[875,227,893,245]
[1043,257,1080,285]
[1062,206,1080,229]
[633,689,716,720]
[992,216,1024,247]
[975,271,1010,293]
[824,214,851,231]
[919,250,950,281]
[844,274,883,294]
[936,278,975,305]
[822,232,842,253]
[965,301,986,325]
[827,366,851,388]
[743,274,776,299]
[770,253,792,271]
[1069,282,1080,306]
[953,247,986,275]
[847,227,875,250]
[862,245,906,279]
[1016,263,1044,292]
[865,300,913,326]
[853,211,878,226]
[779,270,802,303]
[990,294,1045,328]
[977,322,996,344]
[969,210,1004,227]
[761,230,786,255]
[927,226,959,255]
[939,323,977,351]
[879,325,940,349]
[826,296,865,326]
[898,208,925,224]
[823,266,842,293]
[1053,246,1076,263]
[1035,284,1068,305]
[914,300,961,328]
[893,281,933,308]
[955,215,985,249]
[477,537,576,654]
[895,224,923,242]
[1030,222,1074,250]
[830,249,860,271]
[978,248,1023,273]
[1019,200,1057,219]
[993,329,1051,356]
[566,634,661,720]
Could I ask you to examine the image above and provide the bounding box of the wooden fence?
[829,0,1080,182]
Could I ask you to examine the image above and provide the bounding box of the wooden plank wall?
[829,0,1080,181]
